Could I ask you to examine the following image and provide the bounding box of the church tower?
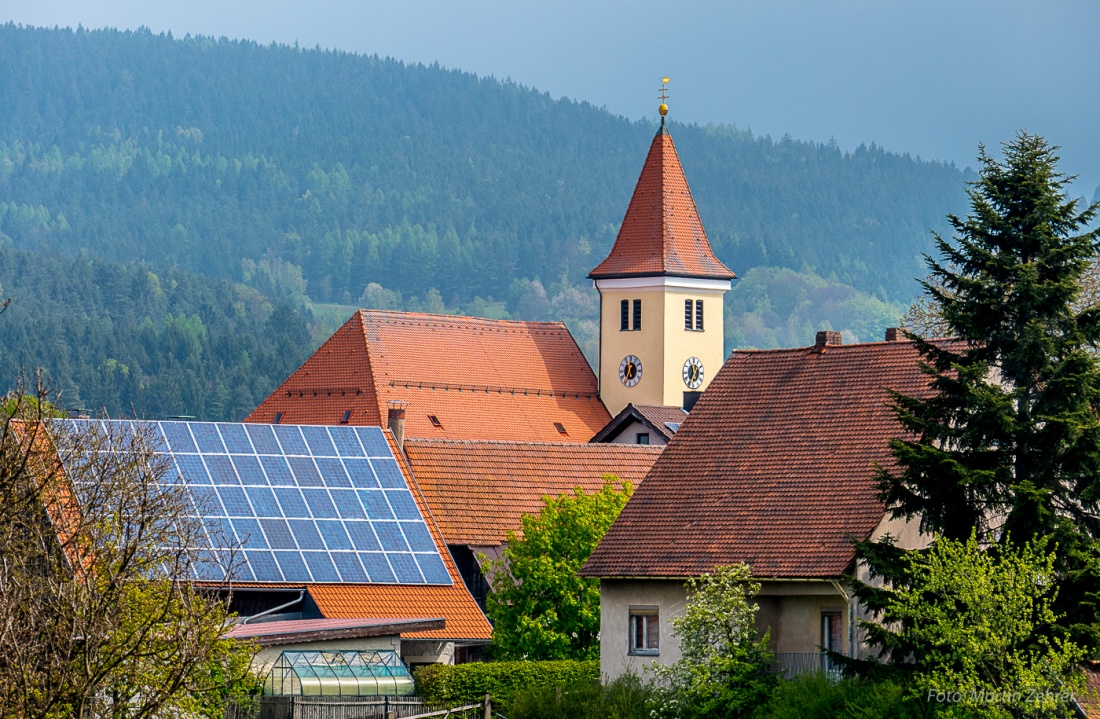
[589,88,735,415]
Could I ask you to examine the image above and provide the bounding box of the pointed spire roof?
[589,126,735,281]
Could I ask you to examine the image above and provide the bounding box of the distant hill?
[0,246,310,420]
[0,24,973,417]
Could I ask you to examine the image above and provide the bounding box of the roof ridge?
[729,337,957,355]
[359,309,569,330]
[405,437,663,449]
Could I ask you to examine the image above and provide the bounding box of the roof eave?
[231,618,447,647]
[587,269,738,282]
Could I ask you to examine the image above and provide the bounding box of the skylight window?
[554,422,568,436]
[274,412,283,424]
[428,415,443,428]
[340,410,352,424]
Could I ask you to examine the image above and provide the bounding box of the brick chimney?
[814,330,843,349]
[387,400,407,452]
[884,327,903,342]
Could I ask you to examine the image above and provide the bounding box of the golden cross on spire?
[658,77,670,123]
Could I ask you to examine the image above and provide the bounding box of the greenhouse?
[264,650,415,696]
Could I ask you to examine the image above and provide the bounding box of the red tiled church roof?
[589,126,735,281]
[582,339,941,580]
[247,310,611,442]
[404,439,663,546]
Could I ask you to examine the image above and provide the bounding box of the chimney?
[387,400,407,452]
[884,327,902,342]
[814,330,843,349]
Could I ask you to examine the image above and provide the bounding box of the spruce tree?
[855,132,1100,658]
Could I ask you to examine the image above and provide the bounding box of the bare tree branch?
[0,380,257,719]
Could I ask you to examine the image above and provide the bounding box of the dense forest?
[0,24,976,418]
[0,246,310,419]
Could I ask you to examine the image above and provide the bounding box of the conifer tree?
[855,132,1100,655]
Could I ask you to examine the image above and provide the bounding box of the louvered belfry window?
[684,300,693,329]
[695,300,704,331]
[620,300,629,331]
[633,299,642,331]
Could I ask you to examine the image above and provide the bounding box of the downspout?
[239,590,305,625]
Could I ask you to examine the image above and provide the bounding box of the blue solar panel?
[245,424,281,455]
[329,426,365,457]
[54,420,453,586]
[355,426,391,457]
[219,424,254,454]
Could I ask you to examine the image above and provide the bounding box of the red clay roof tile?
[582,339,942,580]
[247,311,611,442]
[589,127,735,281]
[404,439,663,546]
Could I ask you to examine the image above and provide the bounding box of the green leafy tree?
[484,478,633,660]
[855,132,1100,653]
[649,564,779,719]
[866,536,1083,718]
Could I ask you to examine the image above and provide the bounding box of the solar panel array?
[59,420,452,586]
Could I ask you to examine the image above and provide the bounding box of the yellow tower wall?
[595,277,731,415]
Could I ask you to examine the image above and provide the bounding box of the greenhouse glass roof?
[264,650,415,696]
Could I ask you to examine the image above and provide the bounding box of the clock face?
[683,357,704,389]
[619,355,642,387]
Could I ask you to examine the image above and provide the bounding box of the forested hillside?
[0,24,973,418]
[0,247,310,419]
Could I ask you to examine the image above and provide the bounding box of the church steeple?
[590,83,735,415]
[588,124,735,282]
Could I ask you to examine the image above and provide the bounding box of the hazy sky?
[5,0,1099,194]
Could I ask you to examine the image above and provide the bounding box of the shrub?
[504,675,653,719]
[649,565,779,719]
[756,673,910,719]
[412,659,598,705]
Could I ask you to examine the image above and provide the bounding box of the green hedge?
[413,659,599,705]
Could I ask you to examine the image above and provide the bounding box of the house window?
[695,300,704,331]
[636,433,650,445]
[684,299,693,329]
[821,611,843,653]
[633,299,642,331]
[629,607,659,655]
[621,300,629,331]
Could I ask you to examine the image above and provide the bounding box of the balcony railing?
[773,652,842,680]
